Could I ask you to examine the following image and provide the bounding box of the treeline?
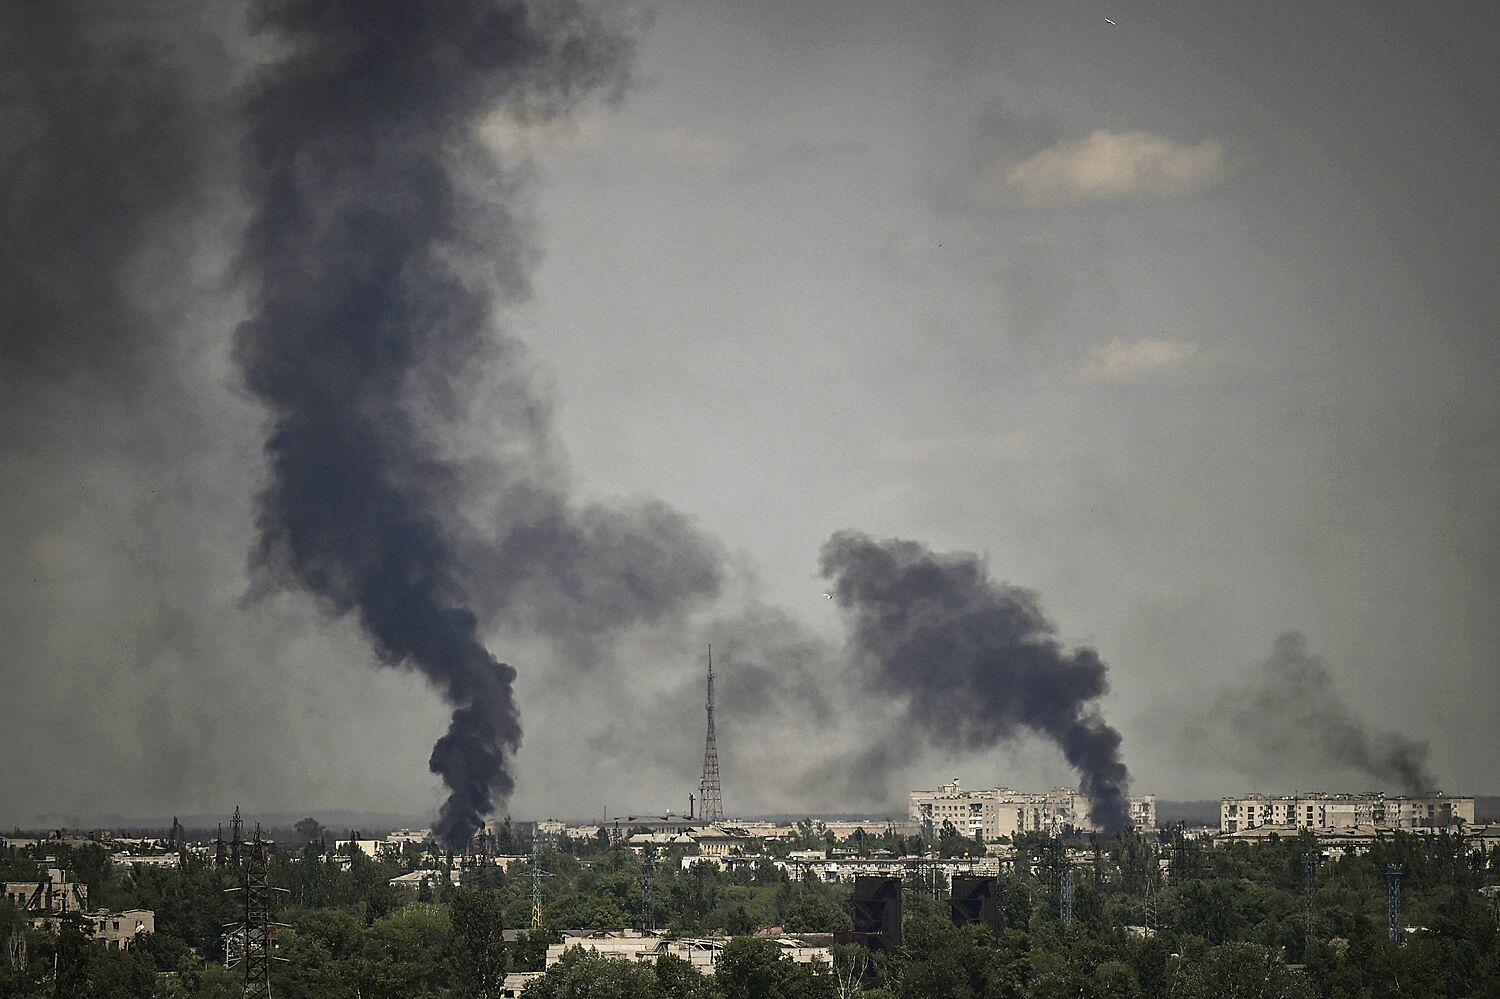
[0,827,1495,997]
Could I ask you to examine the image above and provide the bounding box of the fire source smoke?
[234,0,634,847]
[1202,631,1435,794]
[820,531,1133,832]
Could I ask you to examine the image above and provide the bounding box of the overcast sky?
[3,1,1497,828]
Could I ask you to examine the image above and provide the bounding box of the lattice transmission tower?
[530,837,554,931]
[1386,866,1404,944]
[226,823,287,998]
[699,644,723,824]
[1304,852,1320,950]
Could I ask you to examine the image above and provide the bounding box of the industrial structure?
[909,780,1158,839]
[949,874,1003,935]
[1219,792,1475,833]
[225,820,287,998]
[835,876,903,952]
[698,645,723,825]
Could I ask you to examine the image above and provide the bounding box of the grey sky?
[3,1,1496,827]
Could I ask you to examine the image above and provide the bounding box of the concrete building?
[545,930,829,974]
[86,909,155,950]
[335,839,384,859]
[4,872,88,915]
[112,854,180,869]
[909,780,1158,839]
[1219,792,1475,833]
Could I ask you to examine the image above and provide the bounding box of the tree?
[521,947,662,999]
[1170,942,1316,999]
[293,817,324,845]
[717,936,835,999]
[450,887,510,998]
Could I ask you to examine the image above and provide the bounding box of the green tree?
[521,947,662,999]
[1170,942,1316,999]
[717,936,835,999]
[450,886,510,998]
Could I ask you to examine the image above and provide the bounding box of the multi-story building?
[4,871,88,915]
[86,909,155,950]
[909,780,1157,840]
[1219,792,1475,833]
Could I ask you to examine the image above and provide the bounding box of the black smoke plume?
[1201,631,1435,794]
[1,2,208,380]
[820,531,1133,832]
[234,0,642,847]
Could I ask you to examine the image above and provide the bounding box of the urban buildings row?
[3,871,154,950]
[1218,792,1476,833]
[908,780,1158,839]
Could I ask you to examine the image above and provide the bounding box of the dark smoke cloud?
[1193,631,1435,794]
[0,2,212,380]
[820,530,1133,832]
[232,0,716,846]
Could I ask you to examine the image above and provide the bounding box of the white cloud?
[1078,338,1199,383]
[633,126,746,167]
[479,109,610,158]
[1006,130,1226,204]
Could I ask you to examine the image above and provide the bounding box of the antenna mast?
[699,644,723,824]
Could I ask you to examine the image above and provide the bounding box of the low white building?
[546,930,829,974]
[335,839,385,859]
[87,909,155,950]
[910,780,1157,839]
[112,854,180,869]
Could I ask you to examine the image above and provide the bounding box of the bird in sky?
[822,592,834,599]
[1105,17,1117,25]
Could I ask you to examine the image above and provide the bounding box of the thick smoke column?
[820,531,1132,832]
[234,0,631,846]
[1205,632,1434,794]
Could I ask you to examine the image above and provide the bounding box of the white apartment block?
[909,780,1158,840]
[1219,792,1475,833]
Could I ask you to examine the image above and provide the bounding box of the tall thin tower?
[699,644,723,824]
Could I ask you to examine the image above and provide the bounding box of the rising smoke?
[1192,631,1435,794]
[233,0,732,846]
[820,531,1133,832]
[4,1,1143,836]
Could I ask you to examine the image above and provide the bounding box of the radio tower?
[699,645,723,824]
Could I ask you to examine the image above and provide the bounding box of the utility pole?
[1060,864,1074,926]
[642,847,655,932]
[699,645,723,824]
[1303,853,1319,951]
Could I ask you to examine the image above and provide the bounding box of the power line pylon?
[1303,852,1320,951]
[226,823,287,998]
[1386,866,1404,944]
[230,806,244,870]
[641,846,655,932]
[1142,842,1156,932]
[1060,864,1074,926]
[698,644,723,824]
[530,837,554,931]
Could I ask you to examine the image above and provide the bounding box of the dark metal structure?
[1060,864,1074,925]
[1386,866,1404,944]
[698,645,723,824]
[1303,853,1319,949]
[950,874,1002,935]
[835,876,903,952]
[226,824,286,998]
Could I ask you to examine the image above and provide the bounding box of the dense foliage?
[0,824,1495,997]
